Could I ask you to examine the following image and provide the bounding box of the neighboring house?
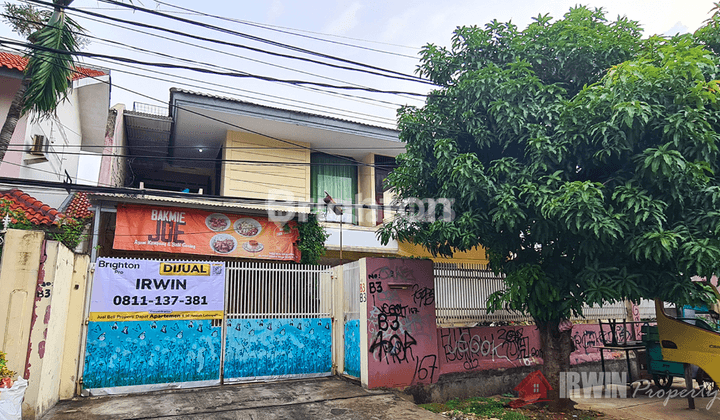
[97,89,487,264]
[0,49,111,208]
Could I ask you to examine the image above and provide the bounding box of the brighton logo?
[265,189,455,224]
[559,372,719,409]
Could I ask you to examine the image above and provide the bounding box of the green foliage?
[420,397,526,419]
[381,4,720,329]
[0,350,16,379]
[0,198,91,251]
[3,2,89,48]
[21,7,84,117]
[2,3,53,39]
[296,214,329,265]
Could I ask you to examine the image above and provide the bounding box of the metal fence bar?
[433,263,631,326]
[225,261,331,319]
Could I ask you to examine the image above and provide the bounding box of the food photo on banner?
[113,204,301,261]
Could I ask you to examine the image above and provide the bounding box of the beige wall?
[357,153,375,227]
[59,254,89,399]
[0,230,45,378]
[0,230,91,419]
[222,130,311,201]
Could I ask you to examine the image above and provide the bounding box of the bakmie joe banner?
[89,258,226,321]
[113,204,301,261]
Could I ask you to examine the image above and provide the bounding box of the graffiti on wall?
[224,318,331,379]
[82,319,221,389]
[440,327,543,371]
[365,259,439,387]
[344,320,360,378]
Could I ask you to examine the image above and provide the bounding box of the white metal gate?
[222,261,333,382]
[342,261,361,377]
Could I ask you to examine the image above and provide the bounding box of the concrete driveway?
[41,377,444,420]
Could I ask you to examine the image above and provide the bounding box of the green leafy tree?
[380,6,720,410]
[0,0,89,164]
[296,214,329,265]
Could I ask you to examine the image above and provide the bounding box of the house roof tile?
[0,189,62,226]
[0,50,108,81]
[64,192,93,219]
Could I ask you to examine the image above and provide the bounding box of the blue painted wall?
[344,319,360,378]
[224,318,331,379]
[83,319,221,389]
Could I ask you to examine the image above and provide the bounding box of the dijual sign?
[113,204,301,261]
[89,258,225,321]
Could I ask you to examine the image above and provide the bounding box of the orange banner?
[114,204,301,262]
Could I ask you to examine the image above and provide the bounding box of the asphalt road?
[41,377,444,420]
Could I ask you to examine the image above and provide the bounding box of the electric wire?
[95,0,429,82]
[1,146,400,167]
[151,0,420,58]
[0,176,405,212]
[1,44,404,170]
[76,4,419,52]
[6,5,425,112]
[0,38,428,97]
[1,13,406,123]
[1,10,415,106]
[23,0,431,85]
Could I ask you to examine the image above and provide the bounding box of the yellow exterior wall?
[358,153,375,227]
[59,253,89,400]
[0,229,45,379]
[397,241,489,265]
[221,130,311,201]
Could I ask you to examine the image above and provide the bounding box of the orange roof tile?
[64,192,93,219]
[0,50,107,81]
[0,51,26,71]
[0,189,61,226]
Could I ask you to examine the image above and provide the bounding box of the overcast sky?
[0,0,717,130]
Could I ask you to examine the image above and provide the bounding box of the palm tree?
[0,0,84,164]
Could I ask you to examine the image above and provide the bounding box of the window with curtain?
[311,153,357,224]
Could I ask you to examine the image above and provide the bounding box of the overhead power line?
[95,0,428,81]
[151,0,420,59]
[0,39,428,97]
[1,146,400,167]
[23,0,433,86]
[0,44,404,170]
[2,13,412,117]
[0,176,405,212]
[3,10,417,107]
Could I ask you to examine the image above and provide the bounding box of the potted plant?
[0,351,15,389]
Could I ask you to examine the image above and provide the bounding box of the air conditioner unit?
[29,134,47,156]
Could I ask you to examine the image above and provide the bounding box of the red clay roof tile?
[0,189,61,226]
[64,192,93,219]
[0,50,107,81]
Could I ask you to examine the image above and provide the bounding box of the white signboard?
[89,258,225,321]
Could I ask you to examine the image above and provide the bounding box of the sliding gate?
[223,262,333,382]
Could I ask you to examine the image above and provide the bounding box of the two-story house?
[92,88,485,264]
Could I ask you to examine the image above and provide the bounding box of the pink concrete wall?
[365,258,439,388]
[0,76,28,178]
[364,258,628,389]
[436,323,613,378]
[98,106,124,187]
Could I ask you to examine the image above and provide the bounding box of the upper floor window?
[311,153,357,224]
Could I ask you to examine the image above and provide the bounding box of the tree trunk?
[537,319,575,412]
[0,80,27,165]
